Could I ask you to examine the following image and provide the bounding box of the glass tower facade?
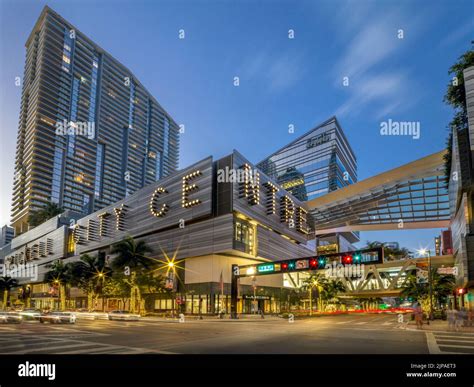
[257,117,357,201]
[11,6,180,234]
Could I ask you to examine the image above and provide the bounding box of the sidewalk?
[403,319,474,333]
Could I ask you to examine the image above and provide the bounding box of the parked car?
[0,312,22,324]
[18,308,42,321]
[74,309,109,320]
[108,310,141,321]
[39,311,76,324]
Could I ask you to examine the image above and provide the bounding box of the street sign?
[437,267,457,275]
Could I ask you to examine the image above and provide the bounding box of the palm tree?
[0,277,18,310]
[110,237,153,313]
[401,270,456,315]
[69,254,111,311]
[321,279,346,305]
[44,260,71,311]
[110,236,153,270]
[28,202,63,227]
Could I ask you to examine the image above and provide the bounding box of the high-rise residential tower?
[11,6,180,234]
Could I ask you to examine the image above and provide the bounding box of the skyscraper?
[257,116,357,201]
[257,116,358,251]
[11,6,180,234]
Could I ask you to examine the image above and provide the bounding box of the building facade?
[2,151,313,314]
[257,116,358,251]
[0,225,15,248]
[449,66,474,308]
[11,6,180,235]
[257,116,357,201]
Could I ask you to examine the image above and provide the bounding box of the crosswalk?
[427,331,474,354]
[0,332,175,354]
[328,315,400,329]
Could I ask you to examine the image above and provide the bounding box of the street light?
[418,248,433,321]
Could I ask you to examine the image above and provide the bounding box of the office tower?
[11,6,179,234]
[257,116,358,250]
[257,116,357,201]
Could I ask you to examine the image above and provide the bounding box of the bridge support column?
[231,264,239,319]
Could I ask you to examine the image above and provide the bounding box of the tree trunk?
[60,284,66,311]
[87,292,93,311]
[3,290,7,310]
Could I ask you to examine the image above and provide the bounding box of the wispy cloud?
[331,4,432,119]
[240,51,306,92]
[438,19,474,48]
[335,72,416,120]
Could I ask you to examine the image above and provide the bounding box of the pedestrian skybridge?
[304,151,450,235]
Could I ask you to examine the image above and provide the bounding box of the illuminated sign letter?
[150,187,169,217]
[182,170,202,208]
[114,204,127,231]
[239,164,260,205]
[263,181,279,215]
[280,195,295,225]
[296,206,309,234]
[97,212,110,237]
[72,224,82,244]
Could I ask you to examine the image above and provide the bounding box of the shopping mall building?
[1,151,314,314]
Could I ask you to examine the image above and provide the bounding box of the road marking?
[0,338,59,350]
[6,342,98,354]
[436,338,474,343]
[355,322,368,325]
[437,344,474,350]
[426,332,440,354]
[335,320,357,325]
[382,322,394,326]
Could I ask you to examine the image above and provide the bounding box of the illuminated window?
[233,218,256,255]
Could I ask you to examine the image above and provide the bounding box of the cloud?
[335,72,416,119]
[240,51,306,92]
[438,19,474,48]
[331,5,429,119]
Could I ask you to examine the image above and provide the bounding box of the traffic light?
[281,262,289,271]
[457,288,465,295]
[309,258,317,268]
[353,254,361,263]
[343,255,353,265]
[318,256,326,268]
[288,261,295,270]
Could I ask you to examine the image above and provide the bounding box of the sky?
[0,0,473,254]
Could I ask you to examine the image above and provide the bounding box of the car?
[18,308,42,321]
[39,311,76,324]
[74,310,108,320]
[108,310,141,321]
[0,312,22,324]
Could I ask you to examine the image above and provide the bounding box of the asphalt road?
[1,313,473,354]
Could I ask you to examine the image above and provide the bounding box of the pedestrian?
[459,308,468,329]
[468,308,474,327]
[415,306,423,329]
[454,308,462,331]
[447,308,456,331]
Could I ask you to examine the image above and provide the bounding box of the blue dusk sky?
[0,0,473,254]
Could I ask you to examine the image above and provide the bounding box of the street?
[1,313,473,355]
